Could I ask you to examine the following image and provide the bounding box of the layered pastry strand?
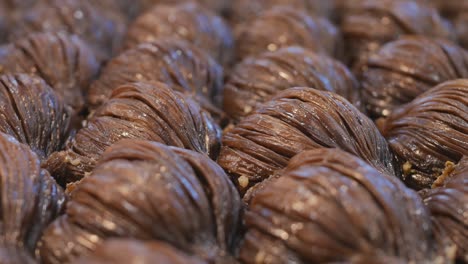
[339,0,455,68]
[131,0,229,16]
[124,2,233,66]
[87,39,223,117]
[218,87,397,194]
[40,140,241,264]
[0,32,100,117]
[378,79,468,190]
[11,0,127,59]
[422,156,468,263]
[0,132,65,264]
[360,36,468,118]
[430,0,468,49]
[223,46,360,121]
[239,148,450,263]
[72,240,207,264]
[0,74,71,160]
[234,6,340,62]
[229,0,335,26]
[45,81,221,186]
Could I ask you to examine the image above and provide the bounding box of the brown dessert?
[223,46,359,121]
[340,0,455,68]
[0,32,99,116]
[234,6,340,62]
[45,81,221,185]
[422,156,468,263]
[40,139,240,264]
[360,35,468,118]
[72,240,207,264]
[218,87,397,194]
[378,79,468,189]
[0,74,71,159]
[239,148,448,263]
[0,132,65,263]
[124,3,233,66]
[87,39,223,117]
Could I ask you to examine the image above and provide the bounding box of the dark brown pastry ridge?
[11,0,127,59]
[0,9,9,44]
[90,0,229,20]
[0,74,71,160]
[340,0,456,68]
[229,0,334,26]
[87,39,223,116]
[430,0,468,49]
[218,87,398,194]
[135,0,229,15]
[234,6,340,62]
[379,79,468,190]
[240,148,445,263]
[0,32,100,116]
[46,81,221,185]
[360,35,468,119]
[71,239,207,264]
[124,3,234,66]
[40,140,241,264]
[422,156,468,262]
[223,46,360,121]
[0,132,65,263]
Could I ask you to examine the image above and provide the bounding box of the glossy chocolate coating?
[240,148,445,263]
[234,6,340,62]
[124,3,233,66]
[88,39,223,116]
[379,79,468,190]
[12,0,126,59]
[72,240,207,264]
[40,140,240,264]
[0,32,100,116]
[0,132,65,263]
[218,87,397,194]
[45,81,221,185]
[422,156,468,262]
[340,0,455,68]
[223,46,360,121]
[229,0,334,26]
[0,74,71,160]
[360,36,468,118]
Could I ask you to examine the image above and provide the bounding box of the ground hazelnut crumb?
[239,175,249,189]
